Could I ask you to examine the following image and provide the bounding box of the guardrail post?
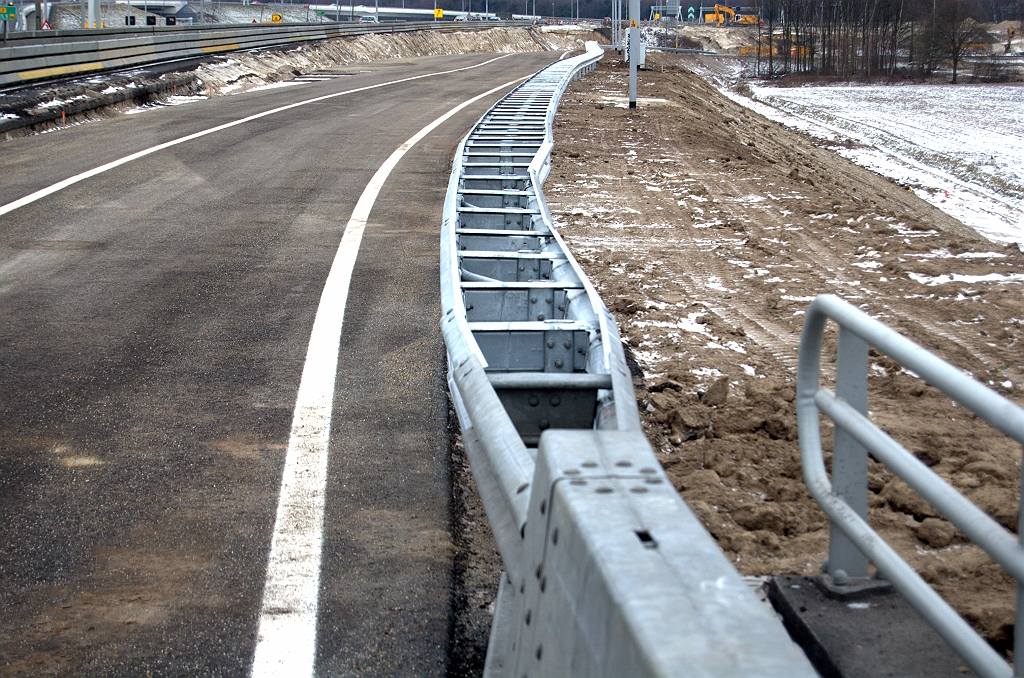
[828,326,869,581]
[1018,458,1024,678]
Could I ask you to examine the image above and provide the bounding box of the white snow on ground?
[126,94,209,114]
[248,81,307,92]
[722,84,1024,244]
[908,272,1024,285]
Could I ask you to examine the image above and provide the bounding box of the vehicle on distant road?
[358,15,378,23]
[704,4,758,25]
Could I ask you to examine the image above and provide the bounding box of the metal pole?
[827,326,870,581]
[34,0,41,29]
[1017,454,1024,678]
[374,0,377,20]
[628,0,639,107]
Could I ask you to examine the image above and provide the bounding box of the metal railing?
[440,42,818,677]
[797,294,1024,678]
[0,21,525,86]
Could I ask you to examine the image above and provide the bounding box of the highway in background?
[0,51,557,676]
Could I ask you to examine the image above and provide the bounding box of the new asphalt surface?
[0,51,558,676]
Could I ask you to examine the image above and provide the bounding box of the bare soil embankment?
[548,51,1024,650]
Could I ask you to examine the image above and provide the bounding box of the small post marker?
[627,0,639,108]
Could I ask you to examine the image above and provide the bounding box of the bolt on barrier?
[440,42,818,677]
[797,294,1024,678]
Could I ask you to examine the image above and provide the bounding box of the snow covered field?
[724,83,1024,244]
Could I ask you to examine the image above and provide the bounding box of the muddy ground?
[547,52,1024,651]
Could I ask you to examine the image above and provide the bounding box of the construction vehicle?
[703,4,758,25]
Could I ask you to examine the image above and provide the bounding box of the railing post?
[1017,447,1023,678]
[828,326,869,580]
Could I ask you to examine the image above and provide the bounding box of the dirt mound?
[643,25,759,53]
[549,52,1023,650]
[195,27,599,96]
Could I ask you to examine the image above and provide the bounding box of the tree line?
[754,0,1021,81]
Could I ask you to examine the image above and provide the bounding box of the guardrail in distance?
[0,21,526,85]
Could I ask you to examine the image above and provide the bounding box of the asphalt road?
[0,51,557,677]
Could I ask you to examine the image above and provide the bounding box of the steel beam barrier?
[0,21,526,85]
[441,43,819,677]
[797,294,1024,678]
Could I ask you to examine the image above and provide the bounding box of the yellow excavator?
[704,4,759,25]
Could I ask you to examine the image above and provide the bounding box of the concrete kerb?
[0,72,200,137]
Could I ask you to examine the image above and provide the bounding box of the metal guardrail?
[797,294,1024,678]
[0,21,526,86]
[440,42,818,676]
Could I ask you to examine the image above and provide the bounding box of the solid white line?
[0,54,512,218]
[249,74,527,678]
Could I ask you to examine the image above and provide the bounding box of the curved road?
[0,51,558,677]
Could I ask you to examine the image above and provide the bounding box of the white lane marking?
[0,55,512,218]
[249,74,527,678]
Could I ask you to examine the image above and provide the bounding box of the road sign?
[271,12,282,21]
[0,5,16,21]
[316,10,324,15]
[434,7,443,17]
[687,5,694,19]
[653,12,660,18]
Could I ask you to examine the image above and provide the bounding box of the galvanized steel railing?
[0,21,524,86]
[440,42,818,677]
[797,294,1024,678]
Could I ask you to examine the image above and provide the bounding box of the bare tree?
[933,0,985,82]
